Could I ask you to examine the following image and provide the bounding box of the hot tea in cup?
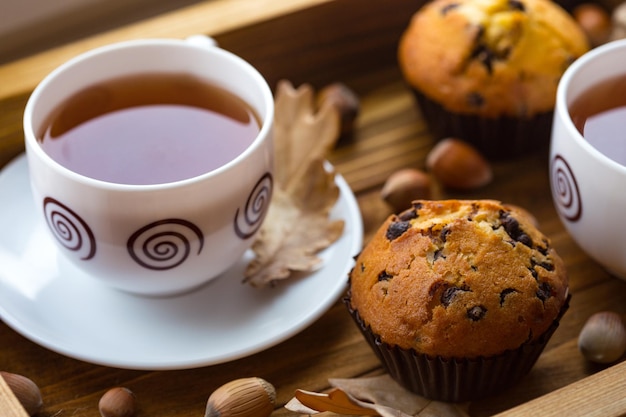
[550,39,626,281]
[39,73,261,185]
[23,37,274,296]
[568,74,626,167]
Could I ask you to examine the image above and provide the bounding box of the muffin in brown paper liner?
[344,200,570,402]
[344,293,570,402]
[397,0,589,160]
[412,90,554,160]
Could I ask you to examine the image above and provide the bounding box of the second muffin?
[346,200,569,401]
[398,0,589,159]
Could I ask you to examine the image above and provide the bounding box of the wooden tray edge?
[494,360,626,416]
[0,0,331,99]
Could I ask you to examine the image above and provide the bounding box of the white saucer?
[0,154,363,370]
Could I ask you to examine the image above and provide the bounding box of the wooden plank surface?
[0,0,624,416]
[493,360,626,417]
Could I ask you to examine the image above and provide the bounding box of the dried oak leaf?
[294,388,379,416]
[286,374,470,417]
[244,80,345,287]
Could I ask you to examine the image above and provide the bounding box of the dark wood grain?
[0,1,625,416]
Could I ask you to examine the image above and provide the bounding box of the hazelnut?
[425,138,493,189]
[381,168,432,212]
[573,3,612,47]
[578,311,626,364]
[611,2,626,41]
[99,387,136,417]
[0,371,43,416]
[206,377,276,417]
[316,82,360,139]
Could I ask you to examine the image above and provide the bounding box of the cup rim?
[556,38,626,174]
[23,38,274,191]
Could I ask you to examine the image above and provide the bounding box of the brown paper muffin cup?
[411,89,554,161]
[344,293,570,403]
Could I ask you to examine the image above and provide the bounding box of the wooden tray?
[0,1,624,416]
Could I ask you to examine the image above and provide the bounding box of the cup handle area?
[185,34,219,48]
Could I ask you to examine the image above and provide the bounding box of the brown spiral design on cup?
[127,219,204,270]
[234,172,273,239]
[550,154,582,222]
[43,197,96,260]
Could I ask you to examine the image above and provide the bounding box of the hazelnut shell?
[426,138,493,189]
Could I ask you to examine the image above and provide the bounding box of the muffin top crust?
[398,0,589,117]
[348,199,569,358]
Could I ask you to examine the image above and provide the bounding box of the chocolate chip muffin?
[345,199,570,402]
[398,0,589,159]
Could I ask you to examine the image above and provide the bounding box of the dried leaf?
[329,375,429,416]
[272,80,341,192]
[285,396,319,415]
[295,388,379,416]
[285,375,471,417]
[244,189,344,284]
[244,80,345,287]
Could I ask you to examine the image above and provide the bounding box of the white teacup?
[550,39,626,281]
[23,37,274,296]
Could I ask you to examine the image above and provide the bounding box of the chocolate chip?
[360,262,365,272]
[467,305,487,321]
[398,208,418,221]
[441,2,459,15]
[440,226,451,243]
[441,286,469,307]
[508,0,525,11]
[378,270,393,281]
[500,212,533,248]
[471,43,495,74]
[466,92,485,108]
[499,288,519,306]
[529,258,554,279]
[386,221,411,240]
[536,260,554,271]
[501,212,520,234]
[429,280,446,297]
[536,282,552,302]
[433,249,446,261]
[517,233,533,247]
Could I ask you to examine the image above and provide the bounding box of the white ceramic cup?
[23,37,274,296]
[550,39,626,282]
